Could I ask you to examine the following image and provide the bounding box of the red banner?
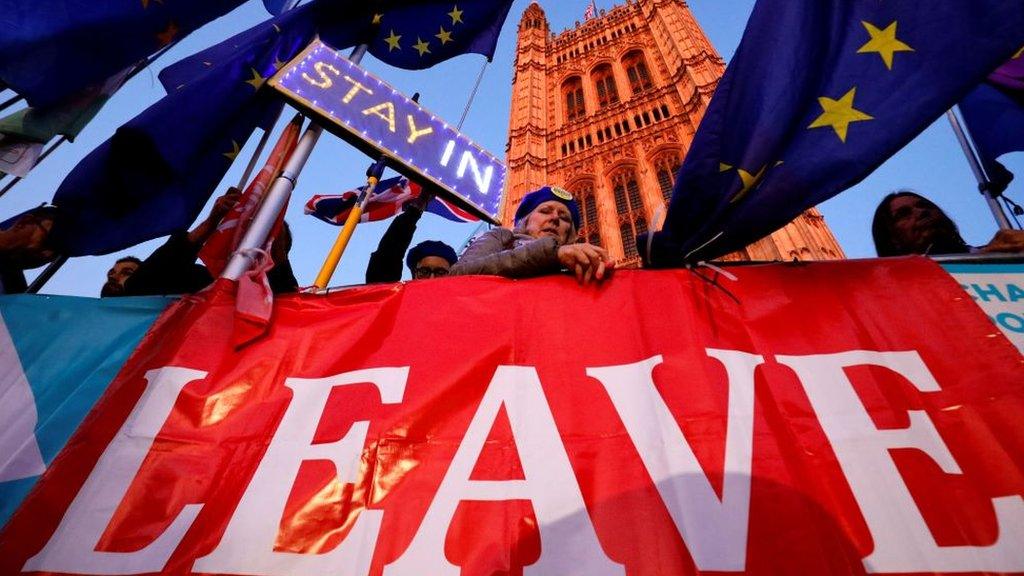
[4,257,1024,575]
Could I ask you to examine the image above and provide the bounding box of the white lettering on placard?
[25,367,207,575]
[588,351,761,571]
[778,351,1024,573]
[384,366,623,576]
[194,367,408,576]
[456,151,494,196]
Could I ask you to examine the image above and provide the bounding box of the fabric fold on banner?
[650,0,1024,264]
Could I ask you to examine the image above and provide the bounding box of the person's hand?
[210,187,242,223]
[557,243,615,284]
[403,190,433,213]
[980,229,1024,254]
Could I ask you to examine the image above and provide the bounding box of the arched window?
[573,181,602,246]
[611,168,647,259]
[562,77,585,122]
[654,152,681,204]
[622,51,653,94]
[591,64,619,109]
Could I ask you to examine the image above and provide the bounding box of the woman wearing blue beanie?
[451,186,614,283]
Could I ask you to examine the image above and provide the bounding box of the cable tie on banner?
[694,260,738,282]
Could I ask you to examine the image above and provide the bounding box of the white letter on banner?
[194,367,408,576]
[25,367,207,575]
[588,351,760,571]
[777,351,1024,573]
[385,366,623,576]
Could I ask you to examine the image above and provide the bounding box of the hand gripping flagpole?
[945,109,1013,230]
[221,43,371,283]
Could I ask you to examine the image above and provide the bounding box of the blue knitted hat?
[406,240,458,272]
[514,186,581,229]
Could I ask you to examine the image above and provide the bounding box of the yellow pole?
[313,176,379,289]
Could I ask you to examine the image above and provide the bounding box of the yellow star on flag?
[448,5,464,25]
[808,87,873,143]
[436,26,454,45]
[156,21,179,46]
[223,140,241,161]
[730,165,767,203]
[372,13,384,25]
[413,37,432,56]
[385,30,402,52]
[719,162,733,172]
[857,21,914,70]
[245,67,267,90]
[1014,46,1024,59]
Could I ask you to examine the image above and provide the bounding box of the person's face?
[887,195,957,254]
[413,256,451,279]
[2,213,56,268]
[523,200,575,244]
[102,261,138,296]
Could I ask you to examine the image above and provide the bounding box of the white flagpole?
[221,43,369,282]
[945,109,1012,230]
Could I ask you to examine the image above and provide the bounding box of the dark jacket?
[125,233,297,296]
[449,228,561,279]
[365,208,422,283]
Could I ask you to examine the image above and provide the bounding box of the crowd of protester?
[4,184,1024,297]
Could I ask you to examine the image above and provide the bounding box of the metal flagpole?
[0,93,22,114]
[457,61,488,130]
[26,255,69,294]
[945,109,1013,230]
[222,43,372,283]
[236,124,276,190]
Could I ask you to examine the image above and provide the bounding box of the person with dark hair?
[451,186,614,283]
[365,192,457,283]
[121,189,297,296]
[0,206,59,294]
[872,190,1024,256]
[100,256,141,297]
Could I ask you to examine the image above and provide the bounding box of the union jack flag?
[583,0,597,21]
[305,176,480,225]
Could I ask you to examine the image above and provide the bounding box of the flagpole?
[0,93,22,114]
[222,43,371,284]
[26,255,69,294]
[945,109,1012,230]
[236,124,275,190]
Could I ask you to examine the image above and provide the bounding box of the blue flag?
[959,51,1024,174]
[49,0,515,256]
[650,0,1024,264]
[0,0,247,108]
[367,0,514,69]
[51,4,338,256]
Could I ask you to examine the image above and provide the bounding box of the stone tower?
[503,0,845,264]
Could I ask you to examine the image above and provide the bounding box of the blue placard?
[270,40,506,224]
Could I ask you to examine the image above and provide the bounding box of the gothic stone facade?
[503,0,845,265]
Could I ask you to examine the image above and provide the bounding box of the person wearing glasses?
[365,192,457,282]
[451,186,613,284]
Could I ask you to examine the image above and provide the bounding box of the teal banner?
[0,294,171,527]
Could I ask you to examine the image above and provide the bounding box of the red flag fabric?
[4,258,1024,575]
[199,114,302,277]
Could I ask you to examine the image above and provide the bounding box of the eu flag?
[0,0,247,108]
[48,0,516,256]
[51,3,341,256]
[367,0,514,69]
[650,0,1024,264]
[959,51,1024,175]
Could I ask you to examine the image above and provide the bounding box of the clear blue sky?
[4,0,1022,296]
